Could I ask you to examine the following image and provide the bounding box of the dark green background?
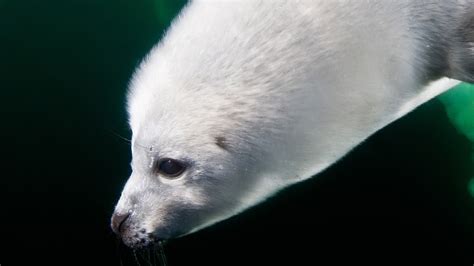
[1,0,473,265]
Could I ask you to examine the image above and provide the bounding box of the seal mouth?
[122,231,161,249]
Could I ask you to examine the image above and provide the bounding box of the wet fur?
[113,0,474,248]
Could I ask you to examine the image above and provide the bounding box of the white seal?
[111,0,474,248]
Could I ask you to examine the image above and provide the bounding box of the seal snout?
[111,211,158,248]
[111,212,130,235]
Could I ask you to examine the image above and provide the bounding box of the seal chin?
[121,229,160,249]
[121,225,183,249]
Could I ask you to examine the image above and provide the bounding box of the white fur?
[113,0,473,247]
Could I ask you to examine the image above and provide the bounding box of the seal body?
[112,0,474,247]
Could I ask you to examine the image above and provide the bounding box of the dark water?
[1,0,473,265]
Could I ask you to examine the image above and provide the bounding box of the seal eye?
[156,158,186,178]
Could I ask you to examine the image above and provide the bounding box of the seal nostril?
[111,212,131,235]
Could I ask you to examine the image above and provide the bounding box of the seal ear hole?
[215,136,230,151]
[154,158,186,179]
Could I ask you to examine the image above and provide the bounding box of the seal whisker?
[115,238,125,266]
[146,248,153,266]
[109,130,131,145]
[158,241,168,266]
[137,248,153,266]
[133,249,142,266]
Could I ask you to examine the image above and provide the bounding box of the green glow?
[469,178,474,198]
[439,83,474,198]
[439,83,474,141]
[155,0,187,27]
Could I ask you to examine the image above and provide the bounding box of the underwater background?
[0,0,473,264]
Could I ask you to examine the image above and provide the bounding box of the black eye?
[156,158,186,178]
